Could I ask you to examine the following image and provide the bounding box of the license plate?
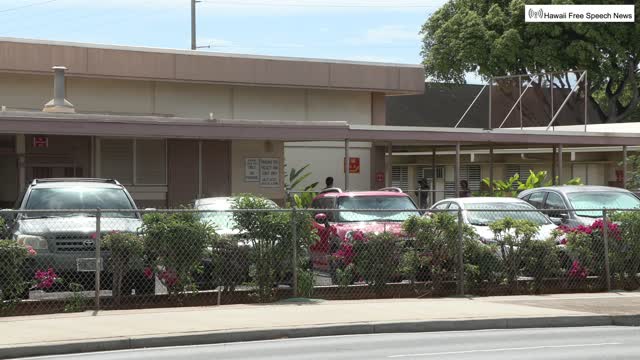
[77,258,103,272]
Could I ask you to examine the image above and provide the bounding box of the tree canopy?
[421,0,640,123]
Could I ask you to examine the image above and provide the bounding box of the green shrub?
[610,211,640,287]
[232,195,317,302]
[205,235,250,292]
[102,231,144,303]
[403,213,475,293]
[520,239,562,292]
[63,283,89,313]
[490,218,539,290]
[463,240,503,292]
[141,211,214,296]
[351,232,401,295]
[0,240,30,313]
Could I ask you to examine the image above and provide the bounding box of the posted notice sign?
[259,158,280,187]
[245,158,259,182]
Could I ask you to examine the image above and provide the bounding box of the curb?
[1,315,638,359]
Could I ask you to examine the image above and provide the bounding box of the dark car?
[518,185,640,227]
[5,178,152,295]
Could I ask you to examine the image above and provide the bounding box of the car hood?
[331,221,406,239]
[472,223,558,243]
[15,216,143,236]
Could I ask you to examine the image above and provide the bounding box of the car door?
[543,191,573,226]
[525,191,546,210]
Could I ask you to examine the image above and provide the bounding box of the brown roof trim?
[0,37,424,94]
[1,111,638,146]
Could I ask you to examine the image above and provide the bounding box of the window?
[433,202,450,210]
[544,192,566,218]
[100,139,166,185]
[392,166,409,191]
[25,187,135,218]
[336,196,419,222]
[527,192,545,209]
[444,165,481,198]
[567,191,640,217]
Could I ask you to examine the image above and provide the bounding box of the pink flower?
[26,245,37,256]
[159,269,178,287]
[34,268,59,289]
[143,267,154,279]
[333,244,355,265]
[568,260,587,279]
[351,231,366,242]
[560,238,567,245]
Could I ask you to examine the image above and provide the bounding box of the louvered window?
[392,166,409,191]
[101,139,133,184]
[136,139,166,185]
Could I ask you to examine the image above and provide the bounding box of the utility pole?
[191,0,196,50]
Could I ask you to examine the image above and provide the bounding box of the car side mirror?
[315,213,329,226]
[551,213,569,225]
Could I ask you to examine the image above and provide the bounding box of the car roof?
[30,179,123,189]
[315,191,410,199]
[520,185,631,196]
[443,197,527,204]
[194,197,278,209]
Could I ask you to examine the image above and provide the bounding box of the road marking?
[388,342,622,358]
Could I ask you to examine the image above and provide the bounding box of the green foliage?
[482,170,582,196]
[403,213,475,293]
[463,240,503,291]
[621,154,640,190]
[296,269,314,298]
[520,239,562,292]
[421,0,640,123]
[352,232,401,295]
[490,218,539,290]
[232,195,318,302]
[63,283,89,313]
[286,164,319,208]
[141,211,214,296]
[608,211,640,287]
[205,235,250,292]
[102,232,145,303]
[0,240,29,313]
[335,263,356,290]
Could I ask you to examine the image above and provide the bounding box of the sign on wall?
[376,172,385,183]
[343,157,360,174]
[259,158,280,187]
[245,158,259,182]
[32,136,48,148]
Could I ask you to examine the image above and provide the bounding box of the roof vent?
[43,66,75,113]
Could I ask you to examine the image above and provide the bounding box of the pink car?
[309,188,420,277]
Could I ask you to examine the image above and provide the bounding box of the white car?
[194,196,278,240]
[430,197,557,243]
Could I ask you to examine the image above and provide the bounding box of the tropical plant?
[482,170,582,196]
[285,164,319,208]
[0,239,31,314]
[482,173,519,197]
[64,283,89,313]
[421,0,640,123]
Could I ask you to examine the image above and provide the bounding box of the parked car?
[309,187,420,274]
[5,178,152,295]
[430,197,557,243]
[518,186,640,227]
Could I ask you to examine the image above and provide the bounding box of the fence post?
[291,207,298,297]
[602,209,611,291]
[457,208,464,296]
[94,208,101,311]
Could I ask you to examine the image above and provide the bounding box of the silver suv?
[6,178,151,294]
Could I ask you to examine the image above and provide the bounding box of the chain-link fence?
[1,206,639,316]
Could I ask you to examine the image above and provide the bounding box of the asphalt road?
[23,326,640,360]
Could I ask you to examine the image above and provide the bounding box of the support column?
[489,145,494,195]
[344,139,350,191]
[385,142,392,188]
[16,135,26,191]
[558,144,564,185]
[432,148,436,205]
[455,143,461,197]
[623,146,628,188]
[488,78,493,129]
[551,145,557,184]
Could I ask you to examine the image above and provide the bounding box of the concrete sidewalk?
[2,292,640,359]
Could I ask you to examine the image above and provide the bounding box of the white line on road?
[388,342,622,358]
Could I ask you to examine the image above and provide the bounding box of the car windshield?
[465,202,551,226]
[567,191,640,217]
[24,187,136,218]
[199,209,236,232]
[337,196,419,222]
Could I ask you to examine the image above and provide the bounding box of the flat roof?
[1,110,639,147]
[0,37,425,94]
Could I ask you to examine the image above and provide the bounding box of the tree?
[421,0,640,123]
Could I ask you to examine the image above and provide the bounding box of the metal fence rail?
[1,206,639,316]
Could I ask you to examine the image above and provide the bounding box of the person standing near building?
[324,176,334,189]
[415,178,430,208]
[460,180,472,197]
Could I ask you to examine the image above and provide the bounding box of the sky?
[0,0,448,65]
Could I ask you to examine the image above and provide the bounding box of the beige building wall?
[0,72,375,200]
[231,140,285,200]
